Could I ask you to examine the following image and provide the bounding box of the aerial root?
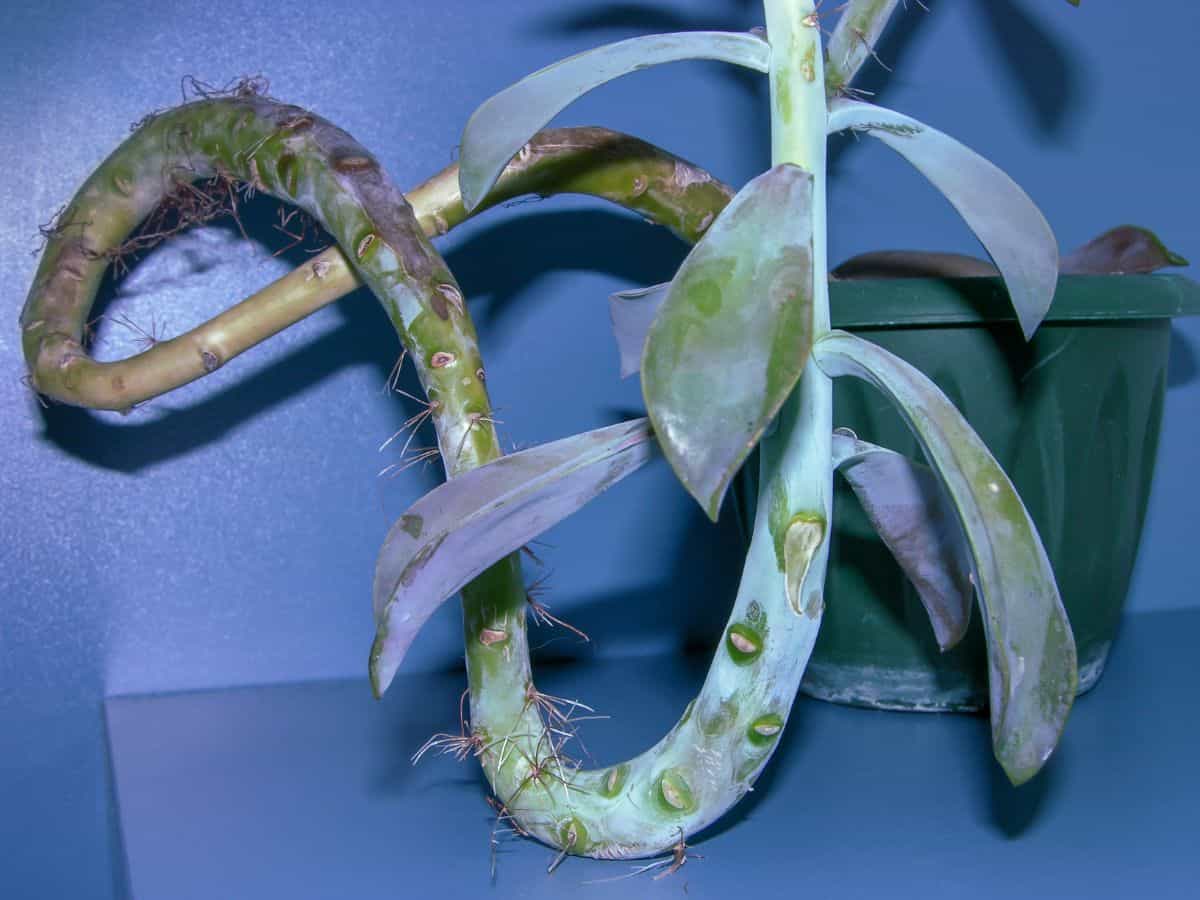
[506,726,581,808]
[454,410,503,465]
[33,203,89,255]
[98,171,245,276]
[106,310,169,351]
[583,830,702,884]
[525,572,591,645]
[377,444,440,478]
[486,796,530,881]
[522,681,606,766]
[19,374,49,409]
[270,205,327,257]
[179,73,272,103]
[382,348,408,394]
[412,690,495,764]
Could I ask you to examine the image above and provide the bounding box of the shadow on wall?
[966,0,1080,137]
[445,208,689,342]
[35,191,423,474]
[1168,329,1197,388]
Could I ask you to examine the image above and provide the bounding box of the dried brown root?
[582,830,703,884]
[526,573,591,645]
[521,682,606,765]
[486,796,529,881]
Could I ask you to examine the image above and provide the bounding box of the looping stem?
[20,97,748,858]
[21,126,730,412]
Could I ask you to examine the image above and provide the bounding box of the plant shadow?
[35,193,428,474]
[445,207,690,345]
[967,0,1080,137]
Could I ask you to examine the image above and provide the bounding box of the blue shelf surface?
[105,609,1200,899]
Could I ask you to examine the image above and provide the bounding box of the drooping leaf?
[370,419,657,696]
[814,331,1077,785]
[831,429,972,651]
[643,164,815,521]
[459,31,770,211]
[609,282,669,378]
[1061,225,1190,275]
[827,100,1058,339]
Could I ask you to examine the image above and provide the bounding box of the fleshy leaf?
[459,31,770,211]
[833,250,1000,280]
[815,331,1077,785]
[370,419,657,696]
[834,225,1189,280]
[828,100,1058,339]
[831,430,972,651]
[609,282,669,378]
[1061,225,1190,274]
[643,164,815,521]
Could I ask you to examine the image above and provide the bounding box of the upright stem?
[762,0,834,608]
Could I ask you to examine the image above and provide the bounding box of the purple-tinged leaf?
[832,430,972,651]
[459,31,770,211]
[609,282,668,379]
[1061,225,1190,275]
[815,331,1077,785]
[834,225,1189,280]
[832,250,1000,280]
[370,419,657,697]
[644,164,815,521]
[828,100,1058,339]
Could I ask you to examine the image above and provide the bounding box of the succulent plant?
[21,0,1104,868]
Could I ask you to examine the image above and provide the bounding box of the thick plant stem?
[824,0,903,97]
[446,0,839,862]
[17,56,828,856]
[17,98,778,858]
[19,97,500,474]
[761,0,834,693]
[21,128,729,411]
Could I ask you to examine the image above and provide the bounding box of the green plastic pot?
[790,274,1200,711]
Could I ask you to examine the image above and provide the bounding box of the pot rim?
[830,273,1200,329]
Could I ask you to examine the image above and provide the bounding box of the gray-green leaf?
[832,430,972,651]
[459,31,770,211]
[609,282,669,378]
[815,331,1077,785]
[370,419,657,696]
[643,164,816,521]
[828,100,1058,340]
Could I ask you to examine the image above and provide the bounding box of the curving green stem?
[452,0,839,861]
[21,127,729,411]
[20,96,499,478]
[17,96,769,858]
[20,9,841,853]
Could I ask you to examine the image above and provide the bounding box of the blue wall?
[2,1,1196,894]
